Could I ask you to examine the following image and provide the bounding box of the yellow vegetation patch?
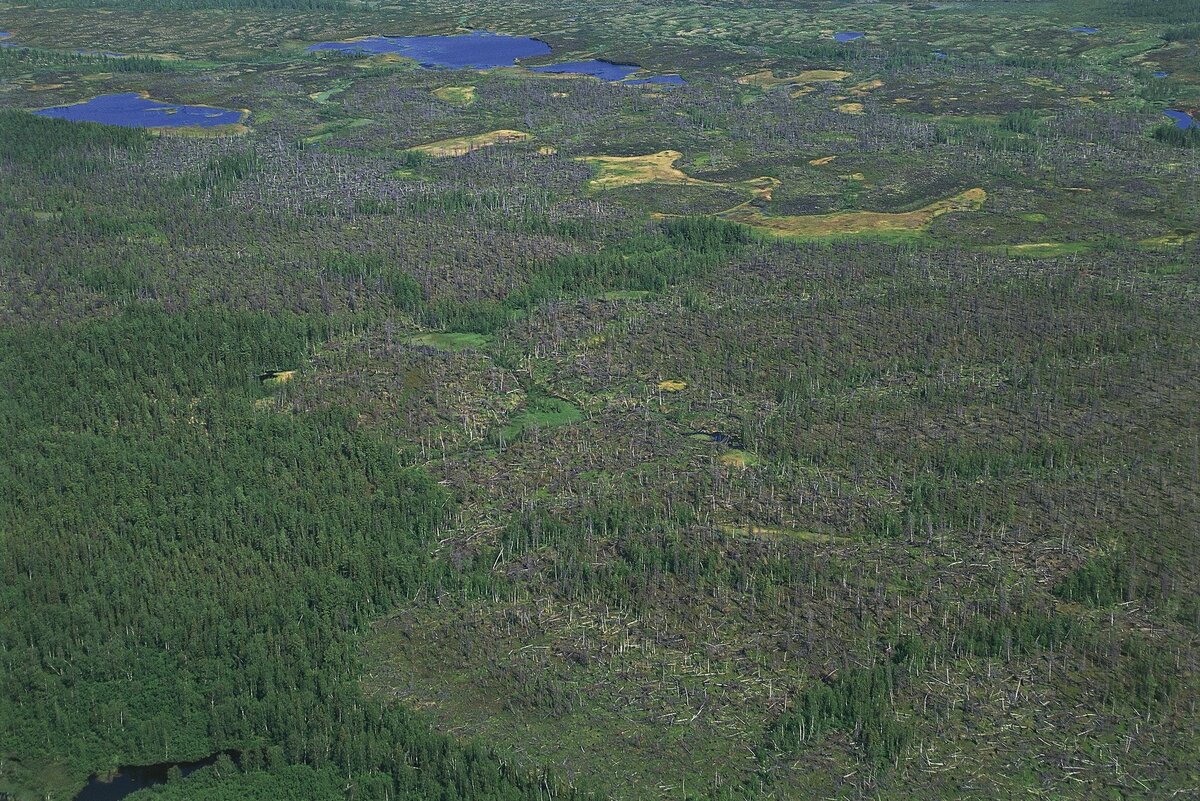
[1024,76,1064,92]
[893,98,913,104]
[837,102,865,115]
[657,379,688,392]
[579,150,779,197]
[537,145,558,156]
[742,175,780,200]
[263,370,296,385]
[1002,242,1090,258]
[722,188,986,239]
[719,451,758,468]
[580,150,696,188]
[433,85,476,106]
[843,172,866,181]
[797,69,852,82]
[808,155,837,166]
[28,83,66,91]
[851,78,884,95]
[409,129,530,157]
[737,70,786,88]
[737,68,850,89]
[718,522,834,542]
[352,53,415,69]
[1140,229,1196,247]
[789,86,816,98]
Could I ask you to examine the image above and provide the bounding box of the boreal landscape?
[0,0,1198,799]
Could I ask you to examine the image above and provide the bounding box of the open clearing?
[409,129,531,157]
[580,150,779,198]
[432,85,476,106]
[403,332,492,351]
[723,188,987,238]
[737,68,851,88]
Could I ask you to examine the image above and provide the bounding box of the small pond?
[34,93,244,128]
[1153,71,1168,78]
[834,31,865,42]
[1069,26,1099,34]
[932,50,948,60]
[308,31,550,68]
[1164,109,1196,130]
[688,430,744,449]
[531,59,640,81]
[74,752,235,801]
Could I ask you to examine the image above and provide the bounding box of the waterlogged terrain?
[1164,109,1196,129]
[33,93,244,129]
[308,35,685,85]
[308,31,549,68]
[74,754,233,801]
[530,59,640,81]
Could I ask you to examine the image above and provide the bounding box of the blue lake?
[1069,26,1099,34]
[1164,109,1196,130]
[34,93,244,128]
[622,74,687,87]
[308,31,550,69]
[531,59,640,81]
[834,31,865,42]
[1153,71,1168,78]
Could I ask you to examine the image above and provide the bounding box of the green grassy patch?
[501,396,582,441]
[403,332,492,352]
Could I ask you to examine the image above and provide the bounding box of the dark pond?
[531,59,640,80]
[74,753,234,801]
[932,50,948,60]
[834,31,865,42]
[308,31,550,68]
[1164,109,1196,129]
[1069,26,1099,34]
[688,431,744,448]
[1153,71,1169,78]
[34,93,244,128]
[622,73,687,86]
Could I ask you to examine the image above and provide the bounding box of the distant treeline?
[1114,0,1200,25]
[1153,122,1200,148]
[22,0,348,9]
[0,46,176,72]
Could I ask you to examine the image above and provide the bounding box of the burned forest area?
[0,1,1198,800]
